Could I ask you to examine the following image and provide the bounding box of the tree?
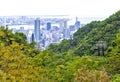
[106,30,120,75]
[74,66,110,82]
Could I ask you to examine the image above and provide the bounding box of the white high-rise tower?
[34,18,41,42]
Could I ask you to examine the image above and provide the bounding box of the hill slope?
[1,11,120,81]
[48,10,120,56]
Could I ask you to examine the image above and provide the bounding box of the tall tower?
[62,21,70,39]
[75,17,80,29]
[46,22,51,30]
[34,18,41,42]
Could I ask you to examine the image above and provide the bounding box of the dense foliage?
[49,11,120,56]
[0,10,120,81]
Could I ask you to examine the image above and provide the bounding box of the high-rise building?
[31,33,35,42]
[63,28,70,39]
[75,17,80,29]
[46,22,51,30]
[34,18,41,42]
[60,21,67,32]
[69,25,75,31]
[62,21,69,39]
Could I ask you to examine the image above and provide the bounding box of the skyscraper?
[62,21,69,39]
[63,28,70,39]
[46,22,51,30]
[34,18,41,42]
[75,17,80,29]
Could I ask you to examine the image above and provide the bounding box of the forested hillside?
[0,10,120,81]
[48,10,120,56]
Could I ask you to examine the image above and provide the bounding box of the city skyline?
[5,16,82,49]
[0,0,120,18]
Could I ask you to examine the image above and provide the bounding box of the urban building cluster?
[0,16,83,49]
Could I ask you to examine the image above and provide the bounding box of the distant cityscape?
[0,15,102,49]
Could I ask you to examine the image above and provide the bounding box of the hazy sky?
[0,0,120,18]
